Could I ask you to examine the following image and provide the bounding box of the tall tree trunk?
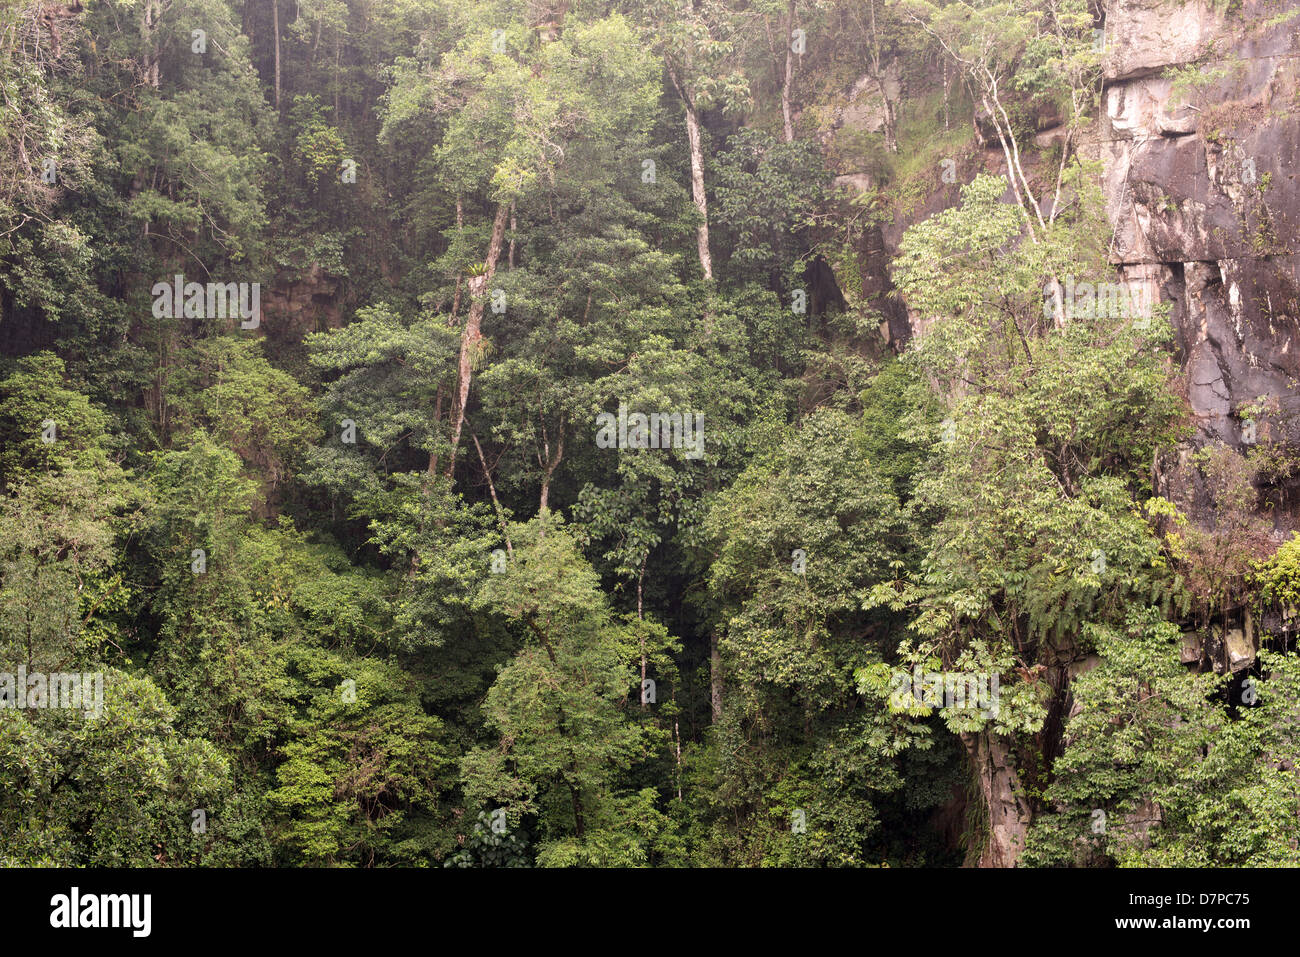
[637,560,647,710]
[508,202,516,269]
[446,202,511,479]
[450,196,464,320]
[882,97,898,153]
[962,729,1032,867]
[682,99,713,281]
[867,0,896,152]
[272,0,281,110]
[709,632,723,722]
[143,0,159,89]
[982,76,1045,238]
[472,431,512,557]
[538,425,563,514]
[942,58,951,130]
[665,61,713,281]
[780,0,796,142]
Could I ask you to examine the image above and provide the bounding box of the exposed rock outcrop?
[262,263,345,347]
[1104,0,1300,454]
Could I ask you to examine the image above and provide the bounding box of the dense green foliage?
[2,0,1297,868]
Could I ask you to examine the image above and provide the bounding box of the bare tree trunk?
[450,197,464,321]
[942,58,951,130]
[903,13,1042,231]
[446,202,511,479]
[508,202,516,269]
[962,729,1032,867]
[272,0,281,109]
[472,431,512,557]
[780,0,796,143]
[143,0,160,89]
[682,99,713,281]
[882,98,898,153]
[709,632,723,722]
[538,425,563,514]
[983,73,1045,237]
[665,61,713,281]
[983,93,1035,240]
[867,0,896,152]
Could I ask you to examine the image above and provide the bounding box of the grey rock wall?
[1103,0,1300,457]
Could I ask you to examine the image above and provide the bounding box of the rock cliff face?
[1096,0,1299,685]
[1101,0,1300,461]
[262,263,346,347]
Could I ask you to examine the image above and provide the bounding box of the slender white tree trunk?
[683,101,713,281]
[780,0,796,142]
[446,203,511,479]
[272,0,281,109]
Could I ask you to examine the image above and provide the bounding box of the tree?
[632,0,750,281]
[712,127,827,288]
[461,515,675,866]
[699,408,926,865]
[383,7,667,480]
[900,0,1102,240]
